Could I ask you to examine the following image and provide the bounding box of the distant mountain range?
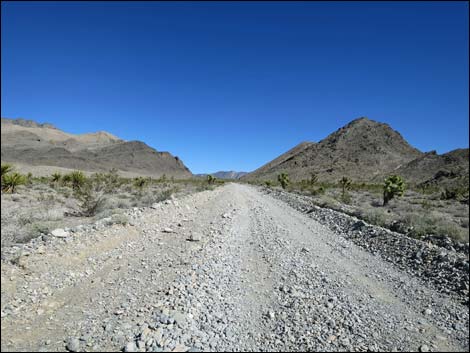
[195,171,248,180]
[242,117,469,187]
[2,116,467,188]
[1,117,192,178]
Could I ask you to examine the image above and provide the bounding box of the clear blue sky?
[1,1,468,174]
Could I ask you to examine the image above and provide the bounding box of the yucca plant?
[277,173,289,189]
[339,176,352,199]
[61,174,72,186]
[51,172,62,183]
[1,163,14,178]
[383,175,405,206]
[69,171,86,190]
[2,172,26,193]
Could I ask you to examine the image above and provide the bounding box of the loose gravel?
[1,184,468,352]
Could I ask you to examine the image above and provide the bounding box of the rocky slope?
[397,149,469,189]
[242,117,468,186]
[1,117,192,178]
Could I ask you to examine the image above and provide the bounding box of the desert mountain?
[194,171,248,180]
[397,148,469,189]
[242,117,469,186]
[212,171,248,179]
[1,117,192,178]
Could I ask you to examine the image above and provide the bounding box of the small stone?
[222,213,230,219]
[423,308,432,315]
[124,341,137,352]
[172,344,189,352]
[419,344,430,352]
[52,228,69,238]
[163,228,174,233]
[66,337,80,352]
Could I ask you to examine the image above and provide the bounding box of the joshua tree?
[277,173,289,189]
[310,173,318,186]
[339,176,352,198]
[383,175,405,206]
[207,175,216,184]
[2,172,26,193]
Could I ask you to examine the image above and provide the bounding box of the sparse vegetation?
[440,186,469,203]
[266,177,468,243]
[383,175,405,206]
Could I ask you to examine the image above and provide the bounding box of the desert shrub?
[18,214,34,226]
[196,183,214,192]
[157,188,175,202]
[68,171,86,190]
[25,172,33,185]
[440,186,469,202]
[420,200,432,210]
[109,213,129,225]
[134,176,148,190]
[29,222,52,236]
[264,181,273,188]
[277,173,289,189]
[2,172,27,193]
[460,219,469,229]
[69,176,115,217]
[51,172,62,187]
[402,212,466,242]
[116,198,131,209]
[383,175,405,206]
[61,174,72,186]
[362,209,388,228]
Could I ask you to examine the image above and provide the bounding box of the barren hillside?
[1,118,192,178]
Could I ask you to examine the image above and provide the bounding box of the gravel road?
[1,183,468,352]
